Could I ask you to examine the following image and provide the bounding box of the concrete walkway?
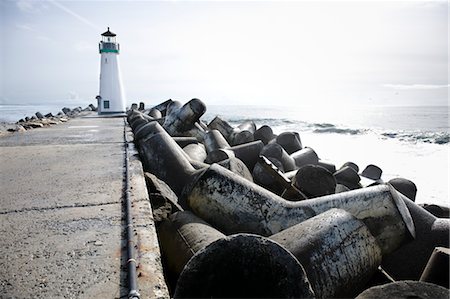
[0,114,168,298]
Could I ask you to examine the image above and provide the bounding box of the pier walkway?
[0,114,168,298]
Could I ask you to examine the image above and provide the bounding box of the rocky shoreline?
[0,104,97,137]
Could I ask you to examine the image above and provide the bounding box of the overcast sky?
[0,0,448,106]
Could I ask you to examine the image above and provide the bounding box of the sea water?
[1,103,448,207]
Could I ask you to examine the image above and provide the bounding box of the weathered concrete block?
[389,177,417,201]
[317,160,336,173]
[293,164,336,198]
[158,211,314,299]
[419,204,450,218]
[290,147,319,169]
[207,116,234,142]
[261,143,296,172]
[182,143,207,163]
[138,123,196,205]
[334,165,362,190]
[270,209,382,298]
[229,121,256,146]
[361,164,383,180]
[163,99,206,136]
[254,125,276,145]
[229,140,264,172]
[205,148,235,164]
[184,167,414,256]
[148,108,162,119]
[203,130,230,153]
[382,194,450,280]
[419,247,449,288]
[276,132,302,154]
[252,156,286,194]
[217,157,253,182]
[355,281,449,299]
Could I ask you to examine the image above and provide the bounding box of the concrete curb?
[126,127,169,298]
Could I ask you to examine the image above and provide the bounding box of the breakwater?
[0,104,97,135]
[128,99,449,298]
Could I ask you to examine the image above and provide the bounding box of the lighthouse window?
[104,100,110,109]
[105,58,108,63]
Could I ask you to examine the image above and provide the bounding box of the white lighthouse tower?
[98,27,126,114]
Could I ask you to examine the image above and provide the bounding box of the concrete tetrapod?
[270,208,382,298]
[158,211,314,298]
[203,129,230,153]
[419,247,449,288]
[163,98,206,136]
[183,164,415,255]
[276,131,303,154]
[138,122,197,203]
[254,125,276,145]
[355,281,449,299]
[382,192,450,280]
[229,120,256,146]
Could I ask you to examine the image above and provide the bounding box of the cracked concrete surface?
[0,115,168,298]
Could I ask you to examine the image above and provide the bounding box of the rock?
[139,102,145,111]
[89,104,97,111]
[9,125,26,132]
[26,122,44,128]
[35,112,44,119]
[44,113,53,118]
[62,107,71,114]
[131,103,138,110]
[25,117,30,121]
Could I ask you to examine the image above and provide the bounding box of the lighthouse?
[98,27,126,114]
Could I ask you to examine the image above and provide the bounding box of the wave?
[203,114,448,145]
[308,123,363,135]
[312,127,363,135]
[381,131,450,145]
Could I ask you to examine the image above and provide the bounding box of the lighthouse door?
[103,100,110,109]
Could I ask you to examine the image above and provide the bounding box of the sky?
[0,0,448,107]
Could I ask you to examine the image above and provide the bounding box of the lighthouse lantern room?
[98,27,126,114]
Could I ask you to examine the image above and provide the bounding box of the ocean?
[1,103,449,207]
